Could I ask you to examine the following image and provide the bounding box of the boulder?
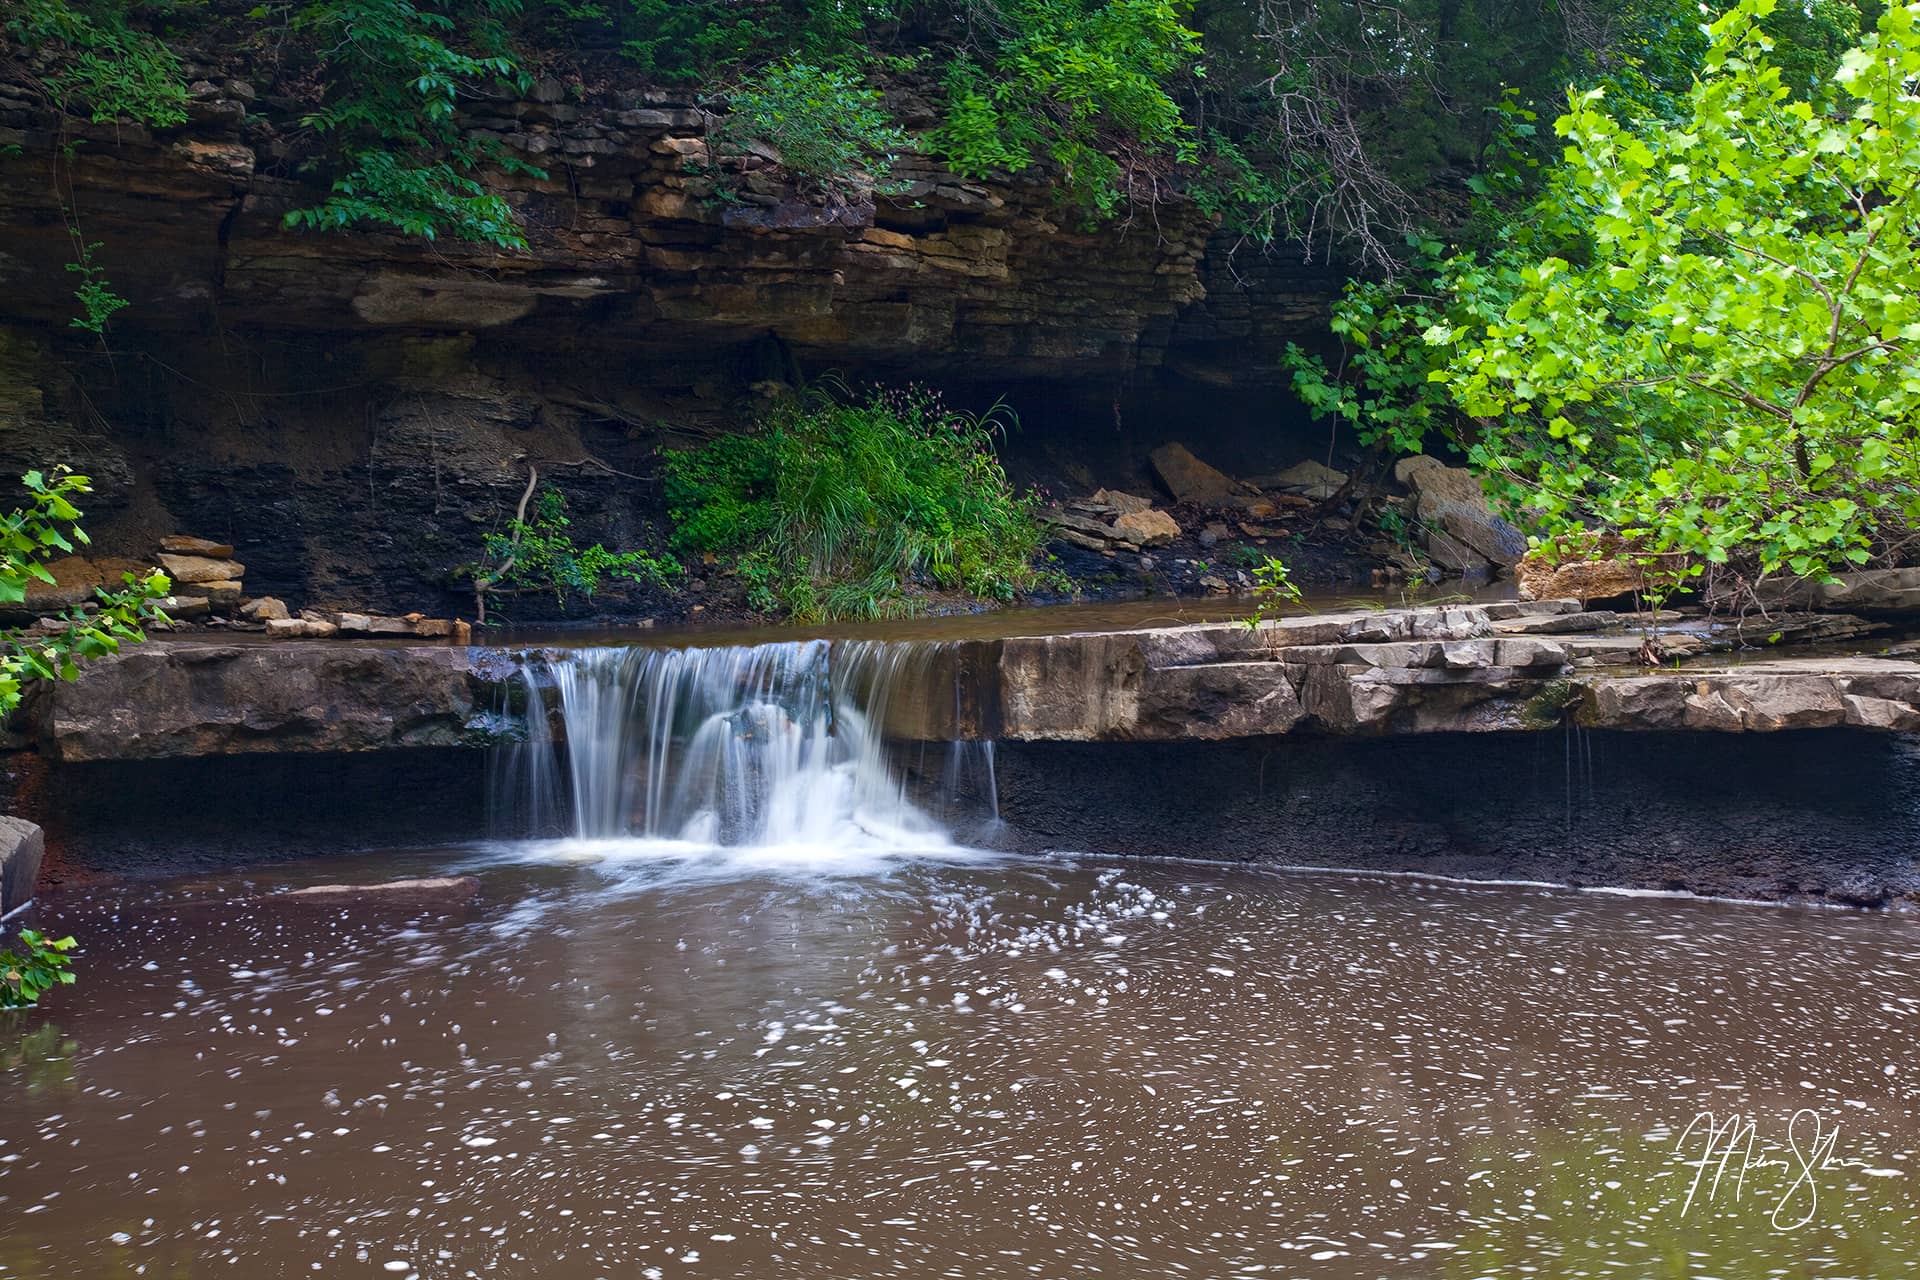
[239,596,289,622]
[201,580,244,606]
[20,555,101,612]
[1393,455,1445,487]
[0,815,44,917]
[1111,508,1180,548]
[159,535,234,558]
[1149,443,1244,505]
[1396,456,1526,570]
[156,595,211,619]
[1517,551,1643,603]
[158,552,246,585]
[1092,488,1154,515]
[1258,460,1348,499]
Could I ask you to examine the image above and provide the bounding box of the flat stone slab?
[42,641,521,762]
[32,604,1920,760]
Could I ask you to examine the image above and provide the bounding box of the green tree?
[1432,0,1920,593]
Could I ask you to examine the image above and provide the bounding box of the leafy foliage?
[0,931,77,1011]
[1242,554,1302,628]
[0,470,170,716]
[62,230,128,336]
[1432,0,1920,594]
[608,0,889,82]
[664,386,1052,621]
[286,0,542,246]
[712,61,909,199]
[933,0,1200,218]
[472,482,677,619]
[7,0,188,128]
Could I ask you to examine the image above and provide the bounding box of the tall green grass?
[664,385,1052,621]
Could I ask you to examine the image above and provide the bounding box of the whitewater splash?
[495,639,998,863]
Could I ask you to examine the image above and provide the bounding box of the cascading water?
[497,638,999,858]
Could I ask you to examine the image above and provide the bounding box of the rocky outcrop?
[40,641,519,761]
[1759,568,1920,616]
[33,602,1918,762]
[0,57,1350,618]
[0,71,1230,376]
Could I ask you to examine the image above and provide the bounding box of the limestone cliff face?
[0,50,1336,617]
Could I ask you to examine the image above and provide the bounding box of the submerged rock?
[280,876,480,911]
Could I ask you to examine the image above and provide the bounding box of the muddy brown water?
[2,845,1916,1278]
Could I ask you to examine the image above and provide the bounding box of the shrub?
[470,480,677,622]
[664,386,1052,621]
[712,61,909,200]
[7,0,188,129]
[1,469,170,716]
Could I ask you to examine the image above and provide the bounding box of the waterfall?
[498,639,998,854]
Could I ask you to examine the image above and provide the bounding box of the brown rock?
[1149,443,1245,505]
[159,535,234,558]
[412,618,455,638]
[453,619,473,645]
[1111,508,1180,548]
[201,580,244,606]
[1518,552,1643,603]
[156,595,211,619]
[21,555,101,611]
[1259,460,1347,499]
[239,596,289,621]
[45,642,513,761]
[1398,457,1526,569]
[365,616,416,635]
[1092,488,1154,516]
[159,553,247,585]
[1051,527,1113,553]
[0,815,44,919]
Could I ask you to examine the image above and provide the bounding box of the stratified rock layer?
[35,602,1920,761]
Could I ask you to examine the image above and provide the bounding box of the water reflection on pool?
[1,847,1916,1278]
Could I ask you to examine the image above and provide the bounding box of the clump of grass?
[664,384,1052,621]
